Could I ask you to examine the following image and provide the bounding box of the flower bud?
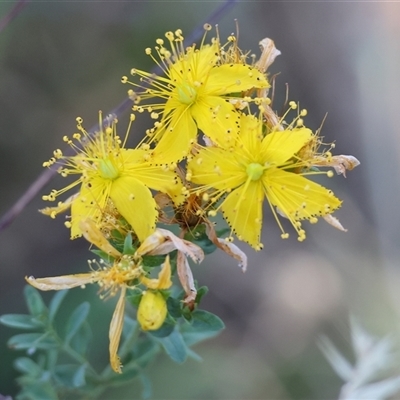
[137,291,167,331]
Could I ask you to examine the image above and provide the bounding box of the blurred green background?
[1,1,400,398]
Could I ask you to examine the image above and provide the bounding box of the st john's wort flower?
[41,113,185,242]
[121,25,269,163]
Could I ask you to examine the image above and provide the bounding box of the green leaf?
[133,338,160,368]
[123,232,136,255]
[54,364,86,387]
[156,328,188,363]
[142,255,166,268]
[65,302,90,344]
[48,290,68,322]
[14,357,43,377]
[147,319,175,338]
[8,333,59,350]
[69,321,92,356]
[127,288,143,307]
[0,314,44,330]
[24,286,47,318]
[16,381,58,400]
[73,364,87,387]
[108,364,141,385]
[181,310,225,346]
[167,297,182,319]
[195,286,209,304]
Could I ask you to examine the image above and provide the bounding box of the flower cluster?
[28,25,359,373]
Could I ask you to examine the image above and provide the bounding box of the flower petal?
[221,180,264,249]
[261,128,313,166]
[262,168,342,224]
[110,176,158,242]
[137,228,204,263]
[141,255,172,290]
[70,177,109,238]
[152,106,197,163]
[206,64,269,95]
[205,221,247,272]
[177,251,197,306]
[188,146,246,191]
[191,97,239,147]
[25,274,95,291]
[109,287,126,374]
[79,218,122,258]
[122,150,186,206]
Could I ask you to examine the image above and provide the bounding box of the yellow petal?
[137,291,167,331]
[169,42,218,84]
[110,176,158,242]
[206,64,269,95]
[221,180,264,248]
[109,287,126,374]
[122,150,186,206]
[140,255,172,290]
[25,273,94,291]
[70,177,110,238]
[40,193,79,218]
[79,219,122,258]
[262,168,342,223]
[260,128,313,166]
[152,106,197,163]
[236,113,263,161]
[189,147,246,191]
[191,97,239,147]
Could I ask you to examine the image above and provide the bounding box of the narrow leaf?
[24,286,47,317]
[156,328,188,363]
[0,314,44,330]
[65,302,90,344]
[8,333,59,350]
[49,290,68,322]
[72,364,87,387]
[14,357,42,376]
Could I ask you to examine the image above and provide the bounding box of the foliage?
[0,284,224,399]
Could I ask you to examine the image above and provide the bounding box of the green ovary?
[99,158,120,180]
[177,83,197,105]
[246,163,264,181]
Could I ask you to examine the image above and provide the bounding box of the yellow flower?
[41,113,185,242]
[121,26,269,163]
[187,113,342,249]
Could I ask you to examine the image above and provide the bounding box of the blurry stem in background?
[0,0,238,233]
[0,0,29,33]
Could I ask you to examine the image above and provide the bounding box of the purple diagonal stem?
[0,0,29,33]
